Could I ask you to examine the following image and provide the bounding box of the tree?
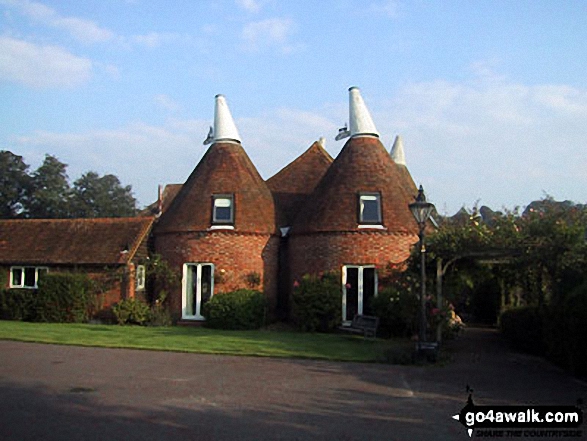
[70,171,137,218]
[0,150,30,218]
[24,154,71,219]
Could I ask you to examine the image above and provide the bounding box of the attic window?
[212,194,234,224]
[359,193,382,224]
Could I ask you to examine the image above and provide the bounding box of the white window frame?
[212,194,234,225]
[135,265,146,291]
[341,265,378,324]
[358,192,382,225]
[9,266,49,289]
[182,263,214,320]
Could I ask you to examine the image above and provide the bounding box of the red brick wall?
[154,231,279,320]
[289,231,418,284]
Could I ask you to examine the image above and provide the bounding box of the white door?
[182,263,214,320]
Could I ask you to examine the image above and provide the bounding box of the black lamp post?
[409,185,435,346]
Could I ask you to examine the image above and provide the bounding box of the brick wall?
[154,231,279,320]
[289,230,418,284]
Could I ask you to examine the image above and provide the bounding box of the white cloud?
[375,70,587,213]
[1,0,114,43]
[12,120,210,206]
[0,36,92,87]
[154,94,181,112]
[369,0,400,18]
[131,32,179,48]
[236,0,262,13]
[0,0,179,48]
[241,18,300,54]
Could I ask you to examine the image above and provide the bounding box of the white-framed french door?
[182,263,214,320]
[342,265,377,323]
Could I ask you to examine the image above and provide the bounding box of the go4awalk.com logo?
[452,389,584,438]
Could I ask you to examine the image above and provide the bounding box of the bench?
[338,314,379,338]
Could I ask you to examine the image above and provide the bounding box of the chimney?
[348,87,379,138]
[390,135,406,166]
[204,94,241,145]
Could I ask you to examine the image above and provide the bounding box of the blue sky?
[2,0,587,215]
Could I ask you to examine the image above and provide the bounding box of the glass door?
[342,265,377,323]
[182,263,214,320]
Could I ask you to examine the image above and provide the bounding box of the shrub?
[561,283,587,376]
[147,304,173,327]
[112,298,151,325]
[202,289,266,330]
[0,288,37,321]
[291,273,341,332]
[370,287,419,338]
[499,306,544,355]
[34,273,95,323]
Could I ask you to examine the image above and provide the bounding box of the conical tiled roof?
[389,135,418,197]
[154,141,275,234]
[291,136,418,235]
[267,140,333,227]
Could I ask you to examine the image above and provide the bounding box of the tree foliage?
[0,150,137,218]
[0,151,30,218]
[25,154,71,218]
[70,172,137,218]
[425,199,587,312]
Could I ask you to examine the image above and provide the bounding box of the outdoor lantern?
[409,185,435,227]
[408,185,437,360]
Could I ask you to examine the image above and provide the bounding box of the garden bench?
[338,314,379,338]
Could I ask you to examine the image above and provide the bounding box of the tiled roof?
[396,164,418,198]
[291,136,419,235]
[140,184,183,216]
[154,141,276,234]
[0,217,154,265]
[267,141,333,227]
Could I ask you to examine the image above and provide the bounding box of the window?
[212,194,234,224]
[10,266,48,289]
[358,192,382,224]
[136,265,146,291]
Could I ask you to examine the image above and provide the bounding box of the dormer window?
[358,192,382,224]
[212,194,234,224]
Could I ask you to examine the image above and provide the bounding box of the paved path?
[0,327,585,440]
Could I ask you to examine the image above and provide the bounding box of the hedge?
[0,273,96,323]
[202,289,266,330]
[0,288,37,321]
[34,273,96,323]
[499,284,587,376]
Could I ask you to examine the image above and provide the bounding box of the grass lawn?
[0,321,412,363]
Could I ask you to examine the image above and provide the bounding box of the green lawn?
[0,321,410,363]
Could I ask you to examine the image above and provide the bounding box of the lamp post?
[409,185,435,347]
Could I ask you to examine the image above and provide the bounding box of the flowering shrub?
[292,272,341,332]
[429,302,465,340]
[370,286,419,338]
